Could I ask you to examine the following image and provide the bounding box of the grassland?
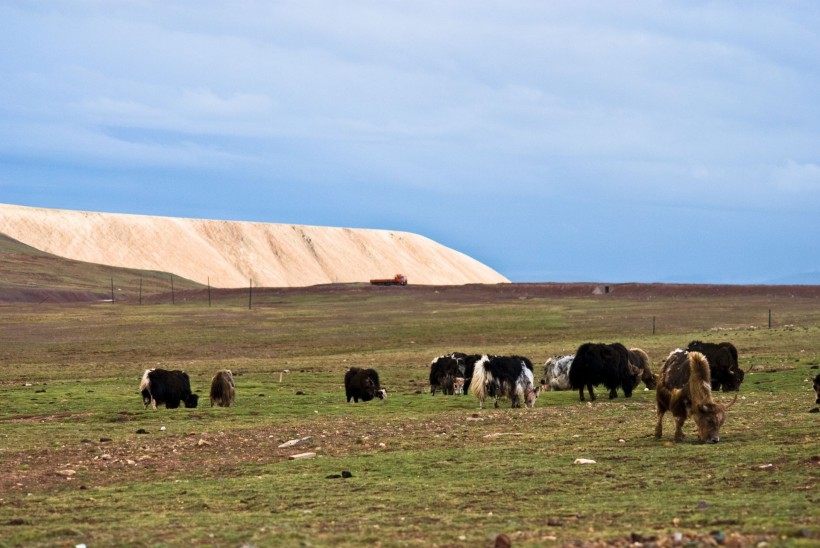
[0,285,818,547]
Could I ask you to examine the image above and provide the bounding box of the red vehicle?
[369,274,408,286]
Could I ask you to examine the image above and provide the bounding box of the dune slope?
[0,203,508,287]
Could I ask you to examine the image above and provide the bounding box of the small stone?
[196,439,210,446]
[574,458,596,464]
[341,471,352,478]
[135,428,149,434]
[288,452,316,460]
[99,437,112,443]
[278,437,312,448]
[56,469,76,477]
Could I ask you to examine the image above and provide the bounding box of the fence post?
[139,278,143,305]
[248,278,253,310]
[768,308,772,329]
[171,275,175,305]
[208,277,211,307]
[111,278,115,303]
[652,316,656,335]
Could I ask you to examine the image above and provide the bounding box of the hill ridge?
[0,203,508,288]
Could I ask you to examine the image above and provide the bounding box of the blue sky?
[2,1,819,284]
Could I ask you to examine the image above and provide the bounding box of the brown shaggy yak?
[628,347,657,389]
[655,350,736,443]
[209,369,236,407]
[813,373,820,404]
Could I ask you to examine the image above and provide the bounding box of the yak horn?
[724,393,739,409]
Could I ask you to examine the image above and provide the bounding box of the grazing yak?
[429,352,467,395]
[686,341,744,391]
[628,347,657,389]
[543,354,574,391]
[813,373,820,404]
[655,349,737,443]
[140,368,199,410]
[470,355,538,409]
[344,367,386,403]
[209,369,236,407]
[569,342,640,401]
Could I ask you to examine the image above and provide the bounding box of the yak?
[543,354,574,391]
[140,368,199,410]
[569,342,640,401]
[655,349,737,443]
[429,352,467,395]
[628,347,657,389]
[344,367,386,403]
[687,340,744,391]
[470,355,538,409]
[814,373,820,405]
[209,369,236,407]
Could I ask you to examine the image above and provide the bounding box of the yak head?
[184,393,200,408]
[724,368,745,392]
[642,371,658,390]
[524,385,539,408]
[376,388,387,400]
[692,394,737,443]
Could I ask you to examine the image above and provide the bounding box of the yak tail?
[470,355,490,402]
[688,351,713,404]
[139,369,152,392]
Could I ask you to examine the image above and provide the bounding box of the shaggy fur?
[813,373,820,404]
[470,355,538,409]
[655,350,736,443]
[568,342,640,401]
[628,347,657,389]
[209,369,236,407]
[344,367,386,403]
[687,340,744,391]
[543,354,574,391]
[429,353,467,395]
[140,368,199,410]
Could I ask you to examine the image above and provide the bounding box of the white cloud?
[774,160,820,192]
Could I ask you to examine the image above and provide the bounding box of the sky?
[1,1,819,284]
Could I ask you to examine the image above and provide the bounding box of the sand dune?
[0,203,508,287]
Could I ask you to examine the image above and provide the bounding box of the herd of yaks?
[138,339,820,444]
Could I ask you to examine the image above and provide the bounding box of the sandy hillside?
[0,203,509,288]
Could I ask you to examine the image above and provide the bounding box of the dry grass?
[0,285,818,546]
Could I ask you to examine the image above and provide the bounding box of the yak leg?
[673,414,686,442]
[654,409,665,439]
[578,386,585,401]
[587,384,596,401]
[608,387,618,399]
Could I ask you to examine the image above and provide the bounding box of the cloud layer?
[1,1,819,282]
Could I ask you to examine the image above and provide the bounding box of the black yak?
[344,367,386,403]
[140,368,199,410]
[429,352,467,395]
[569,342,640,401]
[686,341,744,391]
